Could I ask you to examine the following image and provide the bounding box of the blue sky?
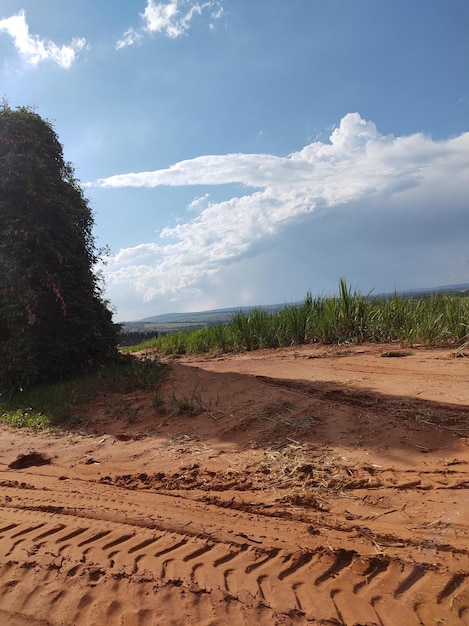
[1,1,468,321]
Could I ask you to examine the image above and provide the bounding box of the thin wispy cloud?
[116,27,142,50]
[0,10,87,68]
[117,0,223,48]
[94,113,469,311]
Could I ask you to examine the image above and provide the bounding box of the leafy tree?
[0,103,119,390]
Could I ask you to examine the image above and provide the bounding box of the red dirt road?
[1,344,468,625]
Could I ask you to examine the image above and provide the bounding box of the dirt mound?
[8,452,52,470]
[1,343,468,624]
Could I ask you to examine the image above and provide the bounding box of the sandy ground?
[0,343,468,625]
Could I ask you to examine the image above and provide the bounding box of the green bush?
[0,103,119,391]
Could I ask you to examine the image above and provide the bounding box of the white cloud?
[0,10,87,68]
[187,193,211,211]
[94,152,307,188]
[117,0,223,47]
[116,27,142,50]
[142,0,183,37]
[95,113,469,319]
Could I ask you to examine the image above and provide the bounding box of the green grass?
[127,280,469,356]
[0,354,167,431]
[168,387,209,417]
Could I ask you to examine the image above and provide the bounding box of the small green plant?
[152,393,166,413]
[124,401,141,424]
[0,407,51,431]
[168,385,209,417]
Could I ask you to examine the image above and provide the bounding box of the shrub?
[0,103,119,391]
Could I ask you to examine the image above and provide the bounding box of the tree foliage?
[0,103,119,390]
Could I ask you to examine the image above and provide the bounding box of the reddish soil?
[0,343,468,625]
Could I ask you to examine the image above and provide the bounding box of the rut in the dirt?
[1,483,469,626]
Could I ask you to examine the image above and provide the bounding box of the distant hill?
[140,302,284,324]
[121,303,285,334]
[120,282,469,334]
[393,283,469,297]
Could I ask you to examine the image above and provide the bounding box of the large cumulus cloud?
[91,113,469,318]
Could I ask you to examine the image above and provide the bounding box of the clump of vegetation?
[0,354,166,431]
[0,103,120,393]
[168,384,209,417]
[128,279,469,356]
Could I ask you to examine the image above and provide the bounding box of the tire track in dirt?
[1,475,469,626]
[102,462,469,493]
[93,457,469,565]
